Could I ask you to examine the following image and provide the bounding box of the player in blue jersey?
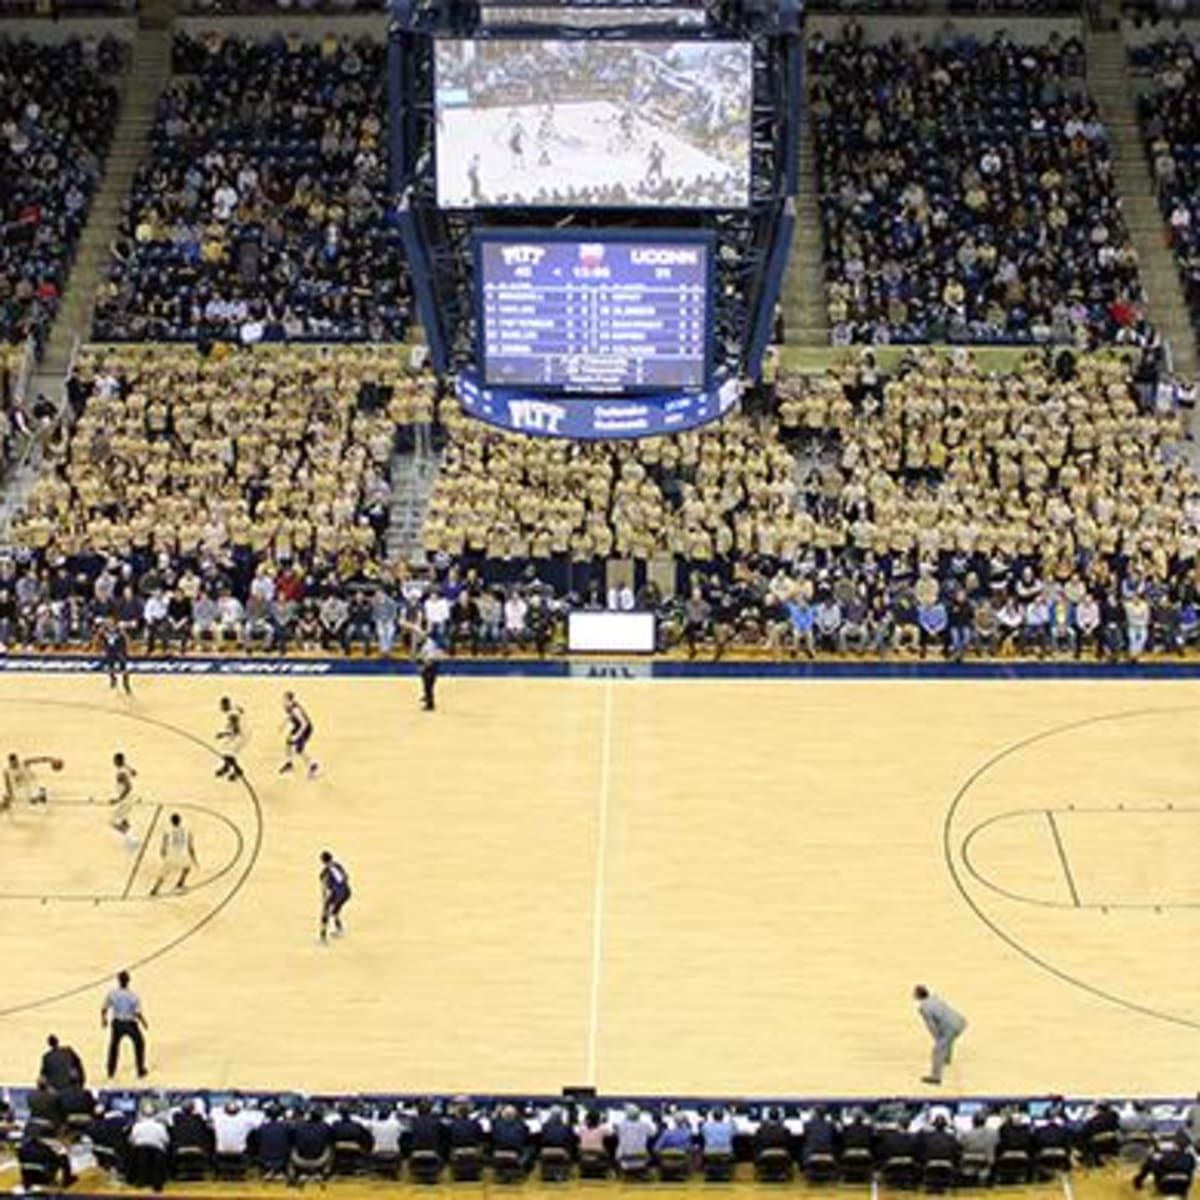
[98,617,131,694]
[318,850,351,941]
[279,691,319,778]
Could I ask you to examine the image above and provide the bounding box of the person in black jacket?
[250,1104,292,1178]
[26,1082,62,1132]
[1135,1132,1196,1195]
[492,1105,532,1170]
[841,1110,876,1161]
[409,1099,445,1161]
[447,1101,483,1153]
[169,1100,214,1168]
[39,1035,85,1091]
[289,1109,333,1180]
[18,1127,75,1188]
[919,1116,960,1167]
[540,1107,576,1157]
[754,1108,793,1160]
[802,1107,839,1165]
[330,1106,373,1153]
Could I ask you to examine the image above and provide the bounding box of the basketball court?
[0,669,1195,1098]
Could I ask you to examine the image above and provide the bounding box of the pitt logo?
[500,246,546,267]
[508,399,566,435]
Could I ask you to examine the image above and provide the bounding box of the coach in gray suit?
[914,984,966,1085]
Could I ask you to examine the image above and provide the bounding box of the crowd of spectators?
[6,344,1200,663]
[92,32,409,344]
[4,1081,1199,1191]
[1133,34,1200,342]
[810,25,1148,346]
[0,35,121,352]
[0,344,435,651]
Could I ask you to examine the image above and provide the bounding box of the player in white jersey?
[149,812,197,895]
[215,696,248,782]
[107,752,139,851]
[2,752,62,812]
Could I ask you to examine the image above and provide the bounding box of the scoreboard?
[475,232,712,393]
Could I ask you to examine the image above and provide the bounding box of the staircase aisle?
[385,445,442,567]
[1086,28,1197,380]
[781,127,828,349]
[26,26,173,405]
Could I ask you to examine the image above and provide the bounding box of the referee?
[101,970,148,1079]
[419,632,443,712]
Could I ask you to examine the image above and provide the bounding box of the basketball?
[51,758,64,772]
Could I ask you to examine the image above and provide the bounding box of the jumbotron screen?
[475,232,711,392]
[435,39,751,208]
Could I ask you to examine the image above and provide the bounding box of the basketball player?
[2,752,62,811]
[215,696,247,781]
[279,692,319,778]
[107,752,139,851]
[646,140,665,185]
[318,850,351,942]
[149,813,197,896]
[509,122,525,171]
[99,618,132,695]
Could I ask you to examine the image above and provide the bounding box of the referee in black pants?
[101,970,148,1079]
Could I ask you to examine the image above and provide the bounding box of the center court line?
[586,680,614,1086]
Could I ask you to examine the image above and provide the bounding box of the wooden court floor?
[0,671,1197,1098]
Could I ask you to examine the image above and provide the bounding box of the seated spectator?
[701,1107,736,1160]
[615,1104,653,1169]
[802,1106,838,1165]
[654,1113,694,1158]
[407,1099,444,1159]
[128,1102,170,1192]
[212,1097,261,1160]
[811,26,1143,345]
[919,1114,960,1167]
[1135,1131,1197,1195]
[491,1104,531,1170]
[0,37,121,351]
[18,1125,75,1189]
[289,1107,333,1180]
[170,1099,214,1167]
[539,1106,576,1157]
[250,1102,291,1177]
[93,33,409,343]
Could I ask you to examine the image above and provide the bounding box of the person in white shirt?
[368,1107,403,1160]
[144,590,170,655]
[503,593,527,647]
[129,1103,170,1190]
[212,1098,263,1157]
[422,592,450,639]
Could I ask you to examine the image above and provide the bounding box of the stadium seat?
[841,1146,875,1183]
[993,1149,1032,1184]
[493,1148,525,1183]
[703,1151,735,1182]
[657,1148,691,1181]
[923,1158,957,1192]
[579,1147,611,1179]
[172,1145,211,1181]
[803,1151,837,1183]
[757,1148,795,1182]
[1035,1146,1070,1177]
[408,1149,442,1183]
[539,1146,572,1182]
[289,1149,332,1185]
[1085,1130,1120,1164]
[881,1154,920,1188]
[214,1151,249,1181]
[618,1152,652,1181]
[371,1150,401,1179]
[451,1145,483,1181]
[17,1158,54,1191]
[1159,1172,1193,1196]
[333,1140,367,1176]
[959,1150,991,1185]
